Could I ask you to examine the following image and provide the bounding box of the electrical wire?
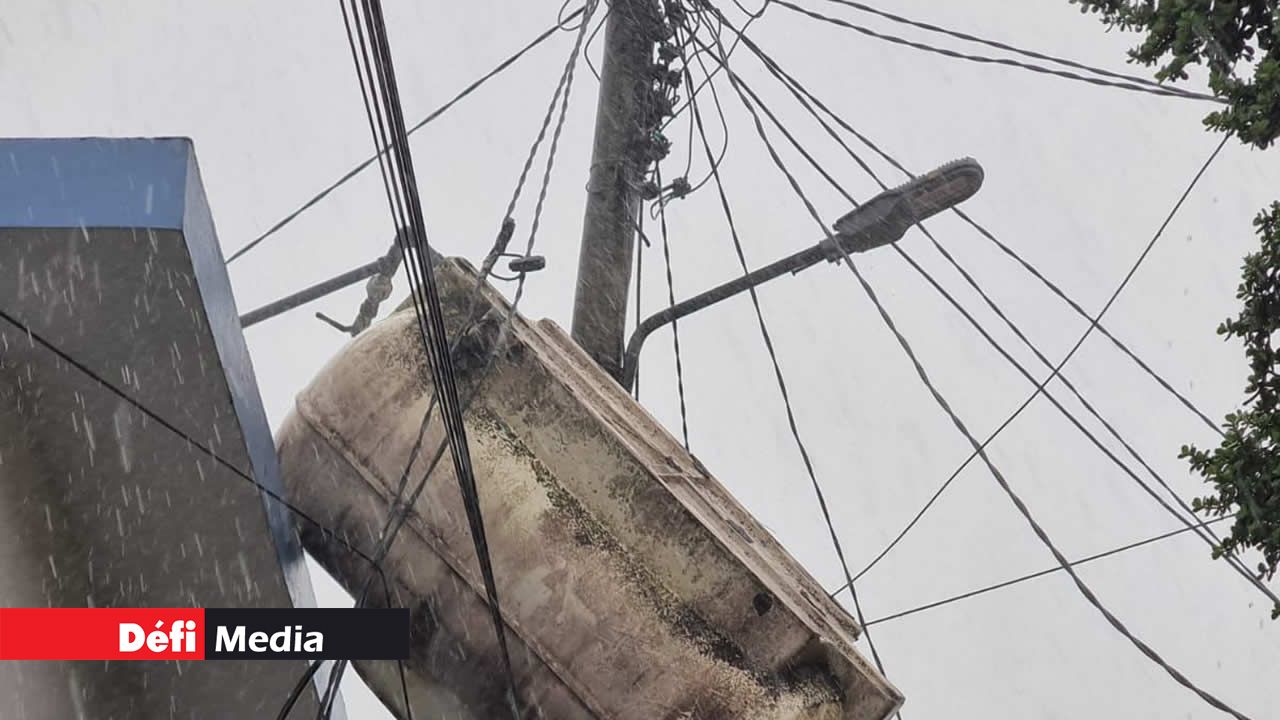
[305,3,601,717]
[0,309,395,596]
[873,133,1248,716]
[813,0,1218,101]
[309,1,424,716]
[706,14,1276,609]
[244,2,1254,712]
[318,0,522,716]
[351,0,599,631]
[660,5,764,134]
[862,516,1233,627]
[654,163,692,450]
[717,15,1226,441]
[226,5,586,266]
[634,207,644,399]
[955,203,1225,437]
[714,50,1237,590]
[693,3,1248,714]
[888,135,1230,593]
[584,0,614,81]
[0,305,403,720]
[658,16,738,201]
[676,6,897,691]
[730,0,772,20]
[276,659,326,720]
[774,0,1224,102]
[558,0,587,31]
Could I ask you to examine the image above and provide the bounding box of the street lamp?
[619,157,985,391]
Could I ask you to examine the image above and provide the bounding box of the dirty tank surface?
[275,257,904,719]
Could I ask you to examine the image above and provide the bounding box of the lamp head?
[831,157,985,252]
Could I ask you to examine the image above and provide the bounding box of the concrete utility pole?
[571,0,664,382]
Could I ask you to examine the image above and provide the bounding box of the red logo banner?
[0,608,206,660]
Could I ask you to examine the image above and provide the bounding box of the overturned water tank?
[276,256,903,719]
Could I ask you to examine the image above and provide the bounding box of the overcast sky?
[4,0,1279,717]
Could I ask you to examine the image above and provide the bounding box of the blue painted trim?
[175,142,343,717]
[0,137,190,229]
[177,144,321,608]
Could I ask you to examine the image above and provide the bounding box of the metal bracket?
[619,157,984,391]
[239,232,404,332]
[314,243,404,337]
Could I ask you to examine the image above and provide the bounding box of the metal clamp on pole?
[619,157,984,391]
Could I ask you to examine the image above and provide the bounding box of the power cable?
[676,9,1224,458]
[0,306,404,720]
[303,3,600,717]
[656,7,748,202]
[720,17,1226,441]
[634,205,645,399]
[558,0,587,30]
[660,2,766,134]
[309,1,425,716]
[653,163,692,450]
[323,2,462,717]
[774,0,1223,102]
[887,135,1229,593]
[952,203,1224,436]
[863,131,1244,716]
[318,0,523,716]
[226,5,586,266]
[584,0,614,81]
[352,0,598,638]
[0,308,394,595]
[730,0,772,20]
[677,5,897,693]
[813,0,1217,101]
[276,659,326,720]
[735,16,1226,440]
[706,15,1275,608]
[862,516,1233,627]
[717,47,1236,593]
[694,3,1248,714]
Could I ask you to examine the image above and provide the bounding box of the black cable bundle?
[318,0,522,717]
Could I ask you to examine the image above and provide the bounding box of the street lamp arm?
[620,240,829,391]
[619,157,984,392]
